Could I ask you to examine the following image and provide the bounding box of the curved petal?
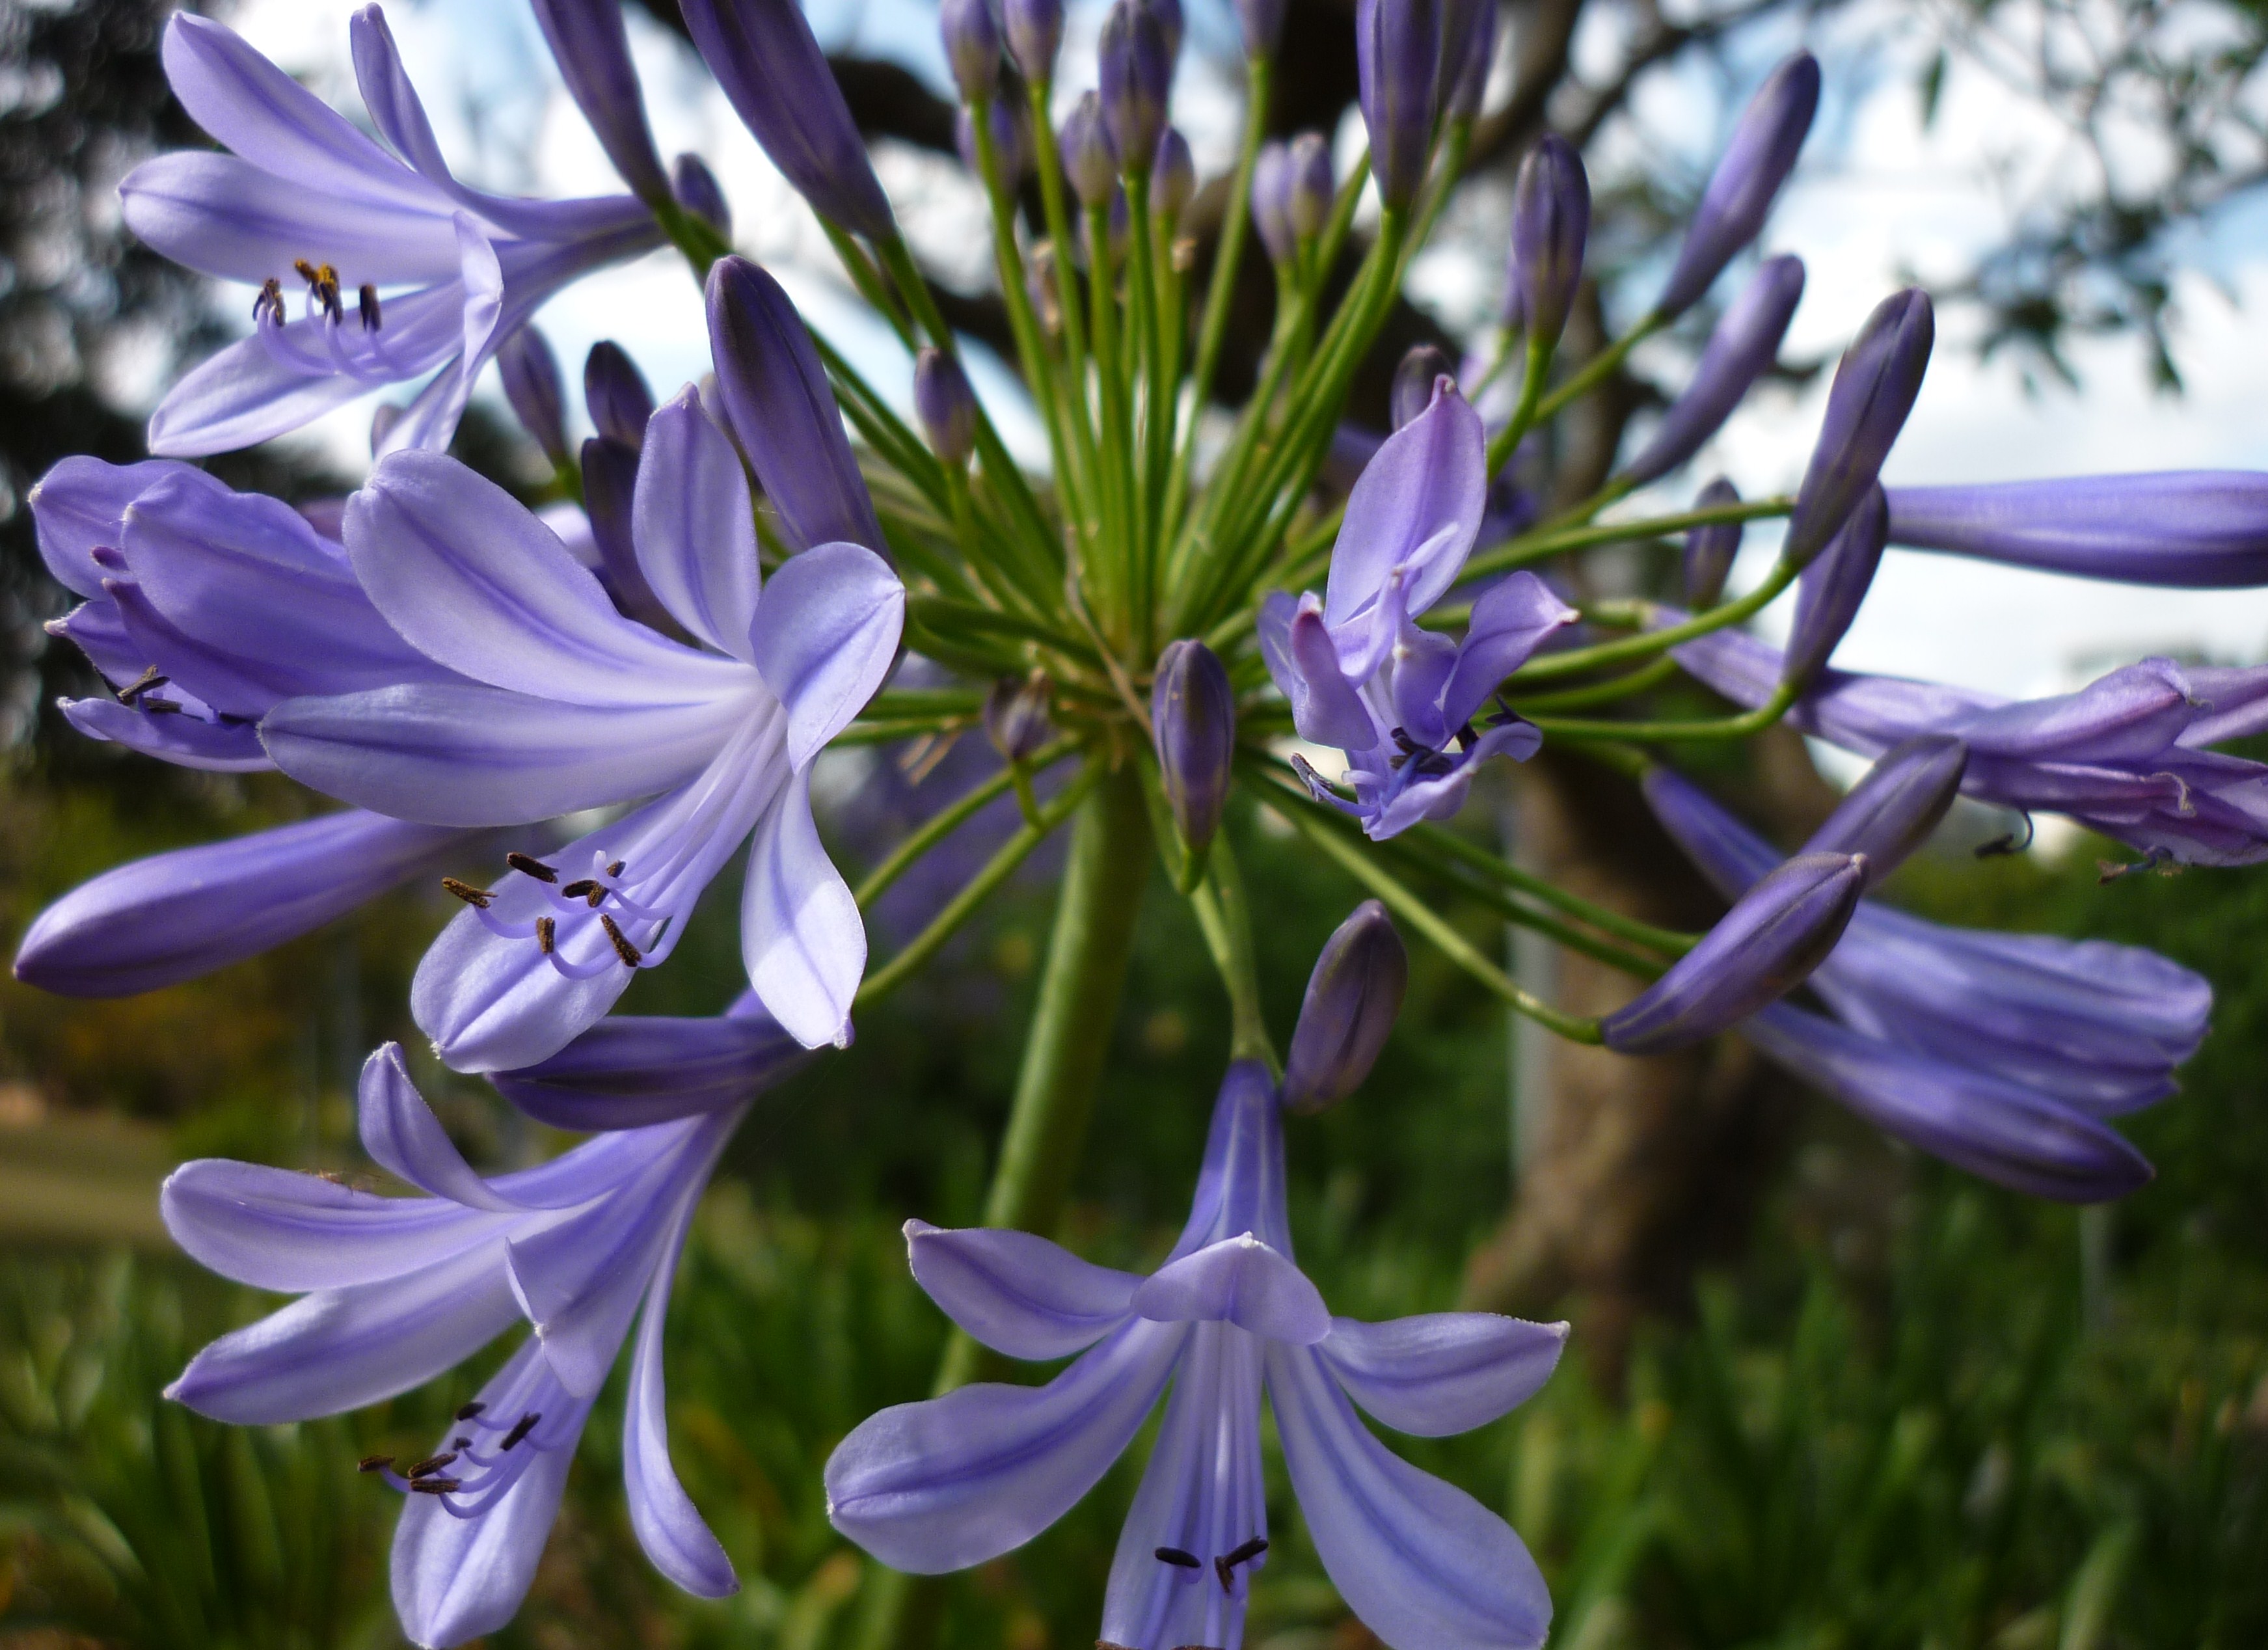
[1267,1341,1553,1650]
[492,997,813,1131]
[367,215,507,459]
[29,455,207,597]
[1319,1313,1567,1437]
[358,1044,530,1212]
[634,388,763,662]
[345,450,732,706]
[905,1220,1142,1360]
[59,696,271,772]
[119,150,462,286]
[1274,595,1377,752]
[1132,1233,1332,1345]
[1323,384,1486,632]
[622,1199,738,1598]
[1439,572,1580,732]
[748,542,904,769]
[160,1158,509,1292]
[824,1317,1187,1573]
[740,767,864,1048]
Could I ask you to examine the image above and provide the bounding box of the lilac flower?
[826,1061,1566,1650]
[1153,128,1198,225]
[1442,0,1498,122]
[1391,344,1458,429]
[1884,472,2268,588]
[1100,0,1174,170]
[1263,381,1578,838]
[941,0,1005,101]
[1281,900,1407,1113]
[1006,0,1066,83]
[585,338,656,448]
[121,10,660,458]
[1672,624,2268,866]
[164,1038,761,1647]
[1781,288,1933,567]
[1251,142,1298,266]
[1152,639,1237,861]
[1623,254,1804,485]
[497,326,570,466]
[673,152,734,237]
[1509,134,1589,351]
[915,347,980,468]
[1656,51,1820,319]
[1357,0,1442,208]
[530,0,672,206]
[261,388,904,1069]
[1235,0,1288,60]
[1287,131,1336,243]
[1682,478,1742,607]
[1782,483,1887,691]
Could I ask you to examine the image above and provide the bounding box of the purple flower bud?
[579,434,676,631]
[1100,0,1172,174]
[1510,133,1588,349]
[1150,0,1185,59]
[1287,131,1333,240]
[1656,51,1820,319]
[1391,345,1456,430]
[584,340,655,448]
[1282,899,1408,1113]
[1600,851,1866,1054]
[1251,141,1297,265]
[1783,287,1932,567]
[530,0,670,204]
[986,670,1055,761]
[706,254,887,553]
[1357,0,1442,209]
[956,99,1031,189]
[1683,478,1742,607]
[1152,127,1196,224]
[1442,0,1497,122]
[496,326,568,466]
[1783,483,1886,691]
[1885,472,2268,588]
[672,152,733,237]
[1235,0,1287,59]
[913,347,979,468]
[1060,92,1119,207]
[1003,0,1062,83]
[940,0,1002,101]
[679,0,895,240]
[1150,638,1235,862]
[1623,253,1803,485]
[1795,735,1968,887]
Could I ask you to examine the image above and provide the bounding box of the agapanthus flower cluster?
[15,0,2268,1644]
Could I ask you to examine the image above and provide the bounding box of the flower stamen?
[440,878,494,908]
[507,852,560,883]
[1152,1547,1202,1569]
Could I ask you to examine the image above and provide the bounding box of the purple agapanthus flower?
[161,1018,806,1647]
[1263,380,1577,839]
[826,1061,1566,1650]
[122,9,661,457]
[1673,622,2268,866]
[262,385,905,1069]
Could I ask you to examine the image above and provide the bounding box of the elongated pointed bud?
[672,152,732,237]
[957,100,1031,189]
[1510,133,1589,351]
[1153,127,1196,225]
[1060,92,1119,207]
[1282,900,1408,1113]
[1392,345,1456,430]
[679,0,895,239]
[1657,50,1820,318]
[584,340,654,449]
[1783,483,1886,691]
[1624,254,1803,485]
[530,0,670,205]
[1100,0,1172,173]
[1885,472,2268,588]
[1152,639,1235,864]
[1442,0,1496,121]
[1797,735,1967,887]
[1286,131,1333,241]
[940,0,1002,100]
[1236,0,1286,59]
[1783,288,1932,567]
[1004,0,1062,83]
[580,435,675,631]
[985,670,1054,761]
[1252,141,1297,266]
[1683,478,1742,606]
[1357,0,1441,208]
[497,326,568,466]
[1600,851,1865,1054]
[913,347,979,468]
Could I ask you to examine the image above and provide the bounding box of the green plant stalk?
[1396,118,1472,286]
[655,197,732,275]
[1530,680,1801,744]
[1463,493,1794,581]
[1027,77,1100,465]
[1084,200,1139,643]
[833,716,980,748]
[821,220,915,349]
[1483,332,1557,480]
[1508,558,1800,682]
[1531,309,1665,425]
[1124,169,1167,646]
[1405,821,1697,954]
[1189,832,1276,1068]
[1310,144,1371,295]
[1371,833,1667,979]
[1513,655,1683,712]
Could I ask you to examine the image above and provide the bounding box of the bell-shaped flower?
[121,10,662,459]
[1262,380,1578,839]
[826,1061,1567,1650]
[160,1029,803,1646]
[262,388,904,1069]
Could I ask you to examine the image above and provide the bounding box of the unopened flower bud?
[940,0,1002,100]
[1003,0,1062,83]
[1797,735,1968,887]
[532,0,671,205]
[1235,0,1286,59]
[1151,639,1236,866]
[1357,0,1442,209]
[1287,131,1333,241]
[1391,345,1456,430]
[1658,51,1820,319]
[497,325,568,466]
[1783,483,1887,692]
[1510,133,1589,351]
[1442,0,1497,122]
[1100,0,1172,173]
[1252,141,1297,266]
[1152,127,1196,225]
[1600,851,1865,1055]
[913,347,979,468]
[671,152,732,238]
[1683,478,1742,607]
[1885,474,2268,588]
[1282,900,1408,1113]
[584,340,655,449]
[957,98,1031,189]
[1783,289,1932,567]
[1623,254,1803,485]
[1060,92,1119,206]
[985,670,1054,761]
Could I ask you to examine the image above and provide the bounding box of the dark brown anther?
[1153,1547,1201,1569]
[606,859,625,878]
[294,259,344,323]
[560,879,599,902]
[358,282,382,331]
[506,852,559,882]
[141,697,182,714]
[407,1477,463,1495]
[357,1454,396,1474]
[453,1437,472,1450]
[535,917,556,954]
[599,914,642,966]
[440,877,494,909]
[454,1401,487,1421]
[116,665,168,705]
[501,1412,541,1450]
[254,277,284,324]
[407,1451,459,1479]
[293,258,320,284]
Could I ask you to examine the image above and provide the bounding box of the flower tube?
[1885,472,2268,588]
[1656,51,1820,318]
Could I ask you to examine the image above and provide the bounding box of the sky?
[210,0,2268,709]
